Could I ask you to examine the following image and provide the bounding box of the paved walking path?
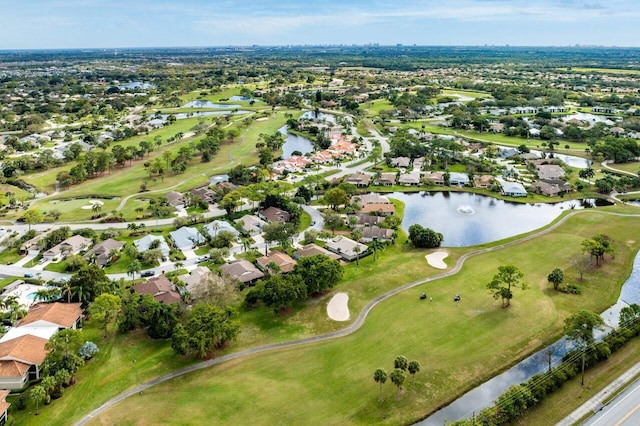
[556,361,640,426]
[74,210,640,426]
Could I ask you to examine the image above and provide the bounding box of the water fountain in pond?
[456,205,475,215]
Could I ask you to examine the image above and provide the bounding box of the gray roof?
[134,235,170,257]
[169,227,205,250]
[203,220,240,238]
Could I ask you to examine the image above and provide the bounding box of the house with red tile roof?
[0,335,49,389]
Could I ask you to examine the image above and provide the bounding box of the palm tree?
[390,368,405,400]
[353,245,361,266]
[29,385,46,415]
[127,259,142,285]
[373,368,387,402]
[72,284,89,304]
[61,282,73,303]
[408,360,421,388]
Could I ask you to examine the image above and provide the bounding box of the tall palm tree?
[127,260,142,285]
[373,368,387,402]
[61,282,73,303]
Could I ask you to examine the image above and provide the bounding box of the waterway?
[279,126,314,159]
[393,192,608,247]
[182,100,242,109]
[417,239,640,425]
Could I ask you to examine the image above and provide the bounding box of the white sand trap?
[256,117,269,121]
[327,292,350,321]
[81,200,105,210]
[425,251,449,269]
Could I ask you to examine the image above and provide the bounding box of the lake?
[182,100,242,109]
[279,126,314,159]
[393,191,608,247]
[154,110,250,120]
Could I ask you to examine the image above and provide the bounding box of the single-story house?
[473,175,495,189]
[528,128,541,138]
[43,235,93,261]
[236,215,267,235]
[360,226,394,243]
[398,172,422,186]
[0,335,49,389]
[345,173,372,188]
[19,302,83,330]
[84,238,124,267]
[324,236,368,262]
[498,148,520,159]
[134,235,171,259]
[220,259,264,285]
[293,243,341,261]
[0,325,58,344]
[423,172,444,185]
[357,193,391,205]
[358,203,396,216]
[391,157,411,169]
[496,178,528,197]
[374,172,397,186]
[530,180,573,197]
[178,266,212,296]
[413,157,425,171]
[349,214,384,227]
[209,174,230,186]
[256,251,297,274]
[166,191,185,209]
[203,220,240,239]
[258,206,291,223]
[537,164,565,180]
[133,275,182,304]
[170,226,205,250]
[449,172,470,187]
[190,186,217,203]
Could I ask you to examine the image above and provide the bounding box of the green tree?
[323,187,349,211]
[69,264,110,303]
[323,212,344,235]
[258,274,307,314]
[22,209,44,231]
[564,310,606,386]
[127,259,142,285]
[90,294,122,337]
[394,355,408,371]
[29,385,46,415]
[486,265,526,308]
[373,368,387,402]
[408,360,421,387]
[293,255,343,295]
[390,368,405,400]
[408,224,443,248]
[175,304,240,358]
[547,268,564,291]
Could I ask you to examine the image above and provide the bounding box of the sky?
[1,0,639,50]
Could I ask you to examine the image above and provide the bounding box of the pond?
[182,100,242,109]
[498,145,591,169]
[118,81,154,90]
[561,112,616,124]
[229,95,259,102]
[299,110,338,124]
[154,110,250,120]
[418,248,640,425]
[279,126,315,159]
[393,191,609,247]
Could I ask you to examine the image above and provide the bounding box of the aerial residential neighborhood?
[1,2,640,426]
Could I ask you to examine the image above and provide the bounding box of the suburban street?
[582,378,640,426]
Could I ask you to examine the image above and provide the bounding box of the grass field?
[558,67,640,75]
[13,209,638,426]
[23,111,293,221]
[605,161,640,175]
[441,89,493,99]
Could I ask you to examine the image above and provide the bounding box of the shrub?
[78,341,99,360]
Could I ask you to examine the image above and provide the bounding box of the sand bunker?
[81,200,105,210]
[327,292,350,321]
[425,251,448,269]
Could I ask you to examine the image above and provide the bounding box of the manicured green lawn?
[605,161,640,175]
[0,249,23,265]
[441,88,493,99]
[68,209,640,426]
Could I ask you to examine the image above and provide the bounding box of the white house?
[496,178,527,197]
[134,235,171,259]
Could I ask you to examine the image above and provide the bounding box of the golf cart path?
[74,210,640,426]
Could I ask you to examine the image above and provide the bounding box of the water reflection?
[393,192,609,247]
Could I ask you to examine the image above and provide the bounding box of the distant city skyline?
[1,0,639,50]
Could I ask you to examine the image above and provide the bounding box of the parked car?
[140,270,155,278]
[197,255,210,263]
[23,273,34,278]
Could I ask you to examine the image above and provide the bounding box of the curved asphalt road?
[75,209,640,425]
